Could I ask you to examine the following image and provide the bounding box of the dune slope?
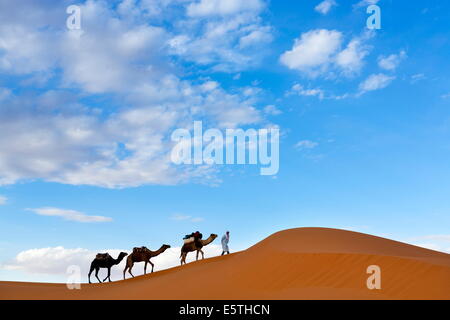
[1,228,449,300]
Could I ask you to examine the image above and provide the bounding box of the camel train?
[88,232,218,284]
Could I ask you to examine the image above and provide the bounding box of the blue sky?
[1,0,450,282]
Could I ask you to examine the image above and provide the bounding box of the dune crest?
[1,228,449,300]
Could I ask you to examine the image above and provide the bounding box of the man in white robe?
[221,231,230,255]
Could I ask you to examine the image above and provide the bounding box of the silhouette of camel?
[123,244,171,279]
[88,252,128,283]
[180,233,217,265]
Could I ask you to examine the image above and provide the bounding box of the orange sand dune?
[1,228,450,300]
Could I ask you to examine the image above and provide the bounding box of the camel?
[88,252,128,284]
[180,233,218,265]
[123,244,171,279]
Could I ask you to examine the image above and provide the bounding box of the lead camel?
[180,233,218,265]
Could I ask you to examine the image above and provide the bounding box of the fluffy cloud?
[169,1,273,72]
[0,0,267,188]
[280,29,342,76]
[359,73,395,93]
[295,140,319,150]
[0,88,11,101]
[27,207,112,223]
[419,235,450,242]
[263,105,282,115]
[280,29,371,77]
[0,195,7,205]
[315,0,337,15]
[409,235,450,254]
[354,0,379,8]
[3,246,97,275]
[187,0,264,17]
[170,214,204,222]
[411,73,426,83]
[0,0,61,75]
[0,80,262,187]
[378,50,407,71]
[335,38,370,75]
[2,244,223,282]
[290,83,325,100]
[0,0,271,84]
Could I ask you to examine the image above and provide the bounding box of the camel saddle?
[184,237,195,244]
[133,246,148,254]
[96,253,111,260]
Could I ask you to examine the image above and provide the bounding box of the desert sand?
[1,228,449,300]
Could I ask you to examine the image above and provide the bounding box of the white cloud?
[239,26,273,49]
[287,83,352,100]
[290,83,325,100]
[420,235,450,242]
[0,22,59,74]
[359,73,395,94]
[280,29,371,77]
[0,82,261,187]
[354,0,379,8]
[280,29,342,76]
[315,0,337,15]
[409,242,450,254]
[171,214,191,221]
[1,1,272,75]
[0,88,11,101]
[0,94,184,187]
[187,0,264,17]
[52,0,172,95]
[0,1,267,188]
[2,244,224,282]
[263,105,282,115]
[295,140,319,149]
[411,73,426,83]
[406,234,450,254]
[168,10,273,72]
[27,207,112,223]
[378,50,407,71]
[3,246,97,275]
[335,38,370,75]
[0,195,7,205]
[171,214,204,223]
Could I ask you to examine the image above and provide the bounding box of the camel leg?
[149,260,154,273]
[200,249,204,259]
[196,250,199,261]
[128,262,135,278]
[103,267,111,282]
[181,252,186,265]
[95,268,101,283]
[144,261,147,275]
[88,264,95,284]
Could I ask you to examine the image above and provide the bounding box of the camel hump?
[133,246,148,254]
[95,253,111,260]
